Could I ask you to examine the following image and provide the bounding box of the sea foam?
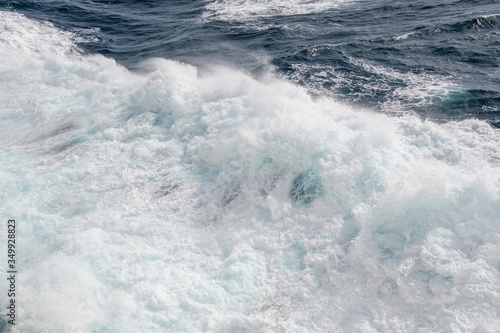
[202,0,345,29]
[0,11,499,332]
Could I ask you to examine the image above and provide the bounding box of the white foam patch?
[1,11,499,333]
[350,58,463,111]
[289,57,462,116]
[203,0,345,27]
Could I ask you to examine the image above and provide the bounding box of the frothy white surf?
[1,11,499,332]
[203,0,344,27]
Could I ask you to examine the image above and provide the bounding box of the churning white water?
[0,11,499,332]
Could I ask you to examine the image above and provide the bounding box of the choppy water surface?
[0,1,499,332]
[7,0,500,124]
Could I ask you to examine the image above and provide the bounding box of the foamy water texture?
[204,0,342,24]
[1,11,500,332]
[289,59,462,116]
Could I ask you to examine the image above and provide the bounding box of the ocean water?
[0,1,499,332]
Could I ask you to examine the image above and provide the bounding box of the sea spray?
[0,11,499,332]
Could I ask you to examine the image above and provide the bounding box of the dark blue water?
[4,0,500,126]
